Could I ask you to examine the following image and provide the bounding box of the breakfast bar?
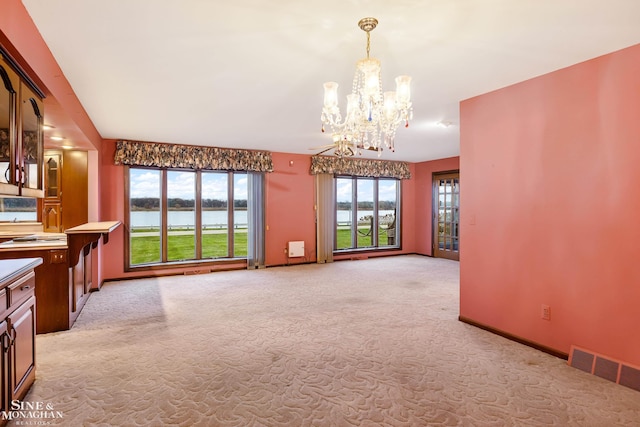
[0,221,121,334]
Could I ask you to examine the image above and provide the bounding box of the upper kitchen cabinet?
[0,49,44,198]
[0,53,19,196]
[19,82,44,198]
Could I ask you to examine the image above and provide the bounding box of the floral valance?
[114,140,273,172]
[310,155,411,179]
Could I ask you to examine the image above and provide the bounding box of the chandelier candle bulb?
[384,91,397,120]
[395,76,412,105]
[323,82,339,111]
[319,17,413,157]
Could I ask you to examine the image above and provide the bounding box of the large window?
[126,167,247,268]
[335,176,399,251]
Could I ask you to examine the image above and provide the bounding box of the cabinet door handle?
[4,166,9,182]
[20,285,31,290]
[1,333,9,351]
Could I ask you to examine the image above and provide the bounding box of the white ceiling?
[22,0,640,162]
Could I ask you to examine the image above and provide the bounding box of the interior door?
[433,172,460,261]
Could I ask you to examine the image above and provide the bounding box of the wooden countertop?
[65,221,121,234]
[0,258,43,285]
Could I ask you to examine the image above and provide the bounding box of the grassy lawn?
[336,227,393,249]
[130,232,248,265]
[130,227,393,265]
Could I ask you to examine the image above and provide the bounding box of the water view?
[129,210,395,229]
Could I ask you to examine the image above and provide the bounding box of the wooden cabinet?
[7,295,36,405]
[40,150,88,232]
[0,222,119,334]
[0,248,77,334]
[0,258,40,426]
[42,202,62,233]
[0,50,44,198]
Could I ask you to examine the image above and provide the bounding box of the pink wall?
[460,44,640,365]
[265,153,317,266]
[414,157,460,256]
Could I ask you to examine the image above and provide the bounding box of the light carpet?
[17,255,640,426]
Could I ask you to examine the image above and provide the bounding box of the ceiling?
[21,0,640,162]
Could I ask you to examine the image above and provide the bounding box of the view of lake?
[130,210,394,228]
[0,209,395,227]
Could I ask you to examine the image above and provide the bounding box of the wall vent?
[569,345,640,392]
[288,241,305,258]
[184,269,211,275]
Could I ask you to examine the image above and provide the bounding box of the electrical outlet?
[541,304,551,320]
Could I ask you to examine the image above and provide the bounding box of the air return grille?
[569,346,640,392]
[287,241,305,258]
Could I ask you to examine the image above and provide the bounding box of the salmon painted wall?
[460,44,640,365]
[265,153,316,266]
[414,157,460,256]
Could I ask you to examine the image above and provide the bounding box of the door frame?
[432,170,460,261]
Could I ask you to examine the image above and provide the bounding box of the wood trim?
[458,315,569,360]
[0,45,45,98]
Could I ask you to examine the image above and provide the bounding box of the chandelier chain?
[366,31,371,59]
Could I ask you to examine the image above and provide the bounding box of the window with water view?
[127,167,247,268]
[335,176,399,250]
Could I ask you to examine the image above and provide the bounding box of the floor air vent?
[569,346,640,392]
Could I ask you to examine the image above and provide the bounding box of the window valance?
[310,155,411,179]
[114,140,273,172]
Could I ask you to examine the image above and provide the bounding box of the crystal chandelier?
[321,17,412,157]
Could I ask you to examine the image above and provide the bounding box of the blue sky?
[336,178,397,203]
[129,169,247,200]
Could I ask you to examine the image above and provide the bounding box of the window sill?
[125,257,247,273]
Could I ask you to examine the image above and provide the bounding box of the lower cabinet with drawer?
[0,247,90,334]
[0,258,40,426]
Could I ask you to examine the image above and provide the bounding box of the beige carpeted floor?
[16,255,640,426]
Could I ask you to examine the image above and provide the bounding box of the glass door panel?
[433,172,459,260]
[0,62,18,188]
[20,83,43,192]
